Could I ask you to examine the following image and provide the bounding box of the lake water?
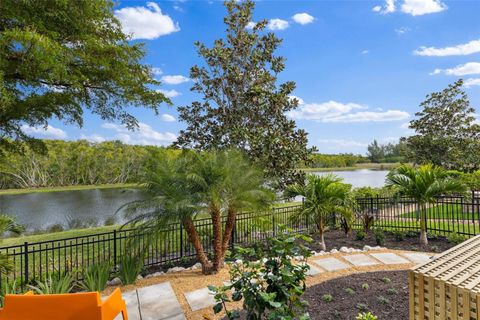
[313,169,389,188]
[0,169,388,230]
[0,188,147,231]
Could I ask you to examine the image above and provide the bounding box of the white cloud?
[401,0,447,16]
[400,122,411,130]
[21,125,67,139]
[80,134,106,143]
[102,122,176,146]
[414,39,480,57]
[292,13,314,25]
[318,139,368,148]
[372,0,396,14]
[361,50,369,54]
[246,21,256,30]
[464,78,480,88]
[161,75,190,85]
[287,100,409,123]
[151,67,163,75]
[395,27,410,35]
[431,62,480,76]
[115,2,180,40]
[157,89,181,98]
[267,19,289,31]
[161,114,176,122]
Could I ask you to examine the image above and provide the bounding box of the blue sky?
[26,0,480,154]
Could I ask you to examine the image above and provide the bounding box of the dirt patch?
[304,270,409,320]
[308,229,454,253]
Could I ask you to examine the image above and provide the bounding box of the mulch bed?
[308,229,454,253]
[304,270,409,320]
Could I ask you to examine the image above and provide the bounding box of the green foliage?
[447,232,467,245]
[356,303,368,311]
[0,0,170,155]
[377,296,390,304]
[356,312,378,320]
[0,215,23,274]
[210,226,312,320]
[0,281,19,307]
[374,228,385,246]
[367,139,407,163]
[321,294,333,302]
[352,186,398,199]
[355,230,366,241]
[459,171,480,191]
[386,164,466,245]
[174,0,314,188]
[80,262,111,292]
[117,252,144,285]
[344,287,356,295]
[303,153,366,168]
[0,140,179,189]
[402,80,480,172]
[285,174,354,250]
[28,272,74,294]
[392,230,405,241]
[381,277,391,284]
[387,288,398,295]
[361,283,370,290]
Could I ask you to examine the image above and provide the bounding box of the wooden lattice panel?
[409,235,480,320]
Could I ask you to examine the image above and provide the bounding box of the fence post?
[179,224,184,258]
[113,230,117,270]
[472,190,476,224]
[230,221,236,251]
[272,212,276,237]
[23,242,29,285]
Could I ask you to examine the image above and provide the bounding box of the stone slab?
[343,254,380,267]
[113,290,140,320]
[312,257,349,271]
[138,282,185,320]
[370,252,410,265]
[401,252,432,265]
[184,287,217,312]
[306,264,323,276]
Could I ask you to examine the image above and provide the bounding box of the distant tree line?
[366,140,407,163]
[0,140,179,189]
[301,153,367,168]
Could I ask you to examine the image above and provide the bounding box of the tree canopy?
[174,0,314,188]
[0,0,170,154]
[402,80,480,172]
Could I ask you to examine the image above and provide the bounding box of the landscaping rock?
[363,245,373,251]
[137,275,143,280]
[167,267,185,273]
[190,262,202,270]
[107,277,122,286]
[330,249,338,253]
[339,246,349,253]
[145,271,164,279]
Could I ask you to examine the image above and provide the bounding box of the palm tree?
[0,215,23,275]
[123,149,273,274]
[386,164,465,246]
[285,174,354,251]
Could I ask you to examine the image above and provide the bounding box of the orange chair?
[0,288,128,320]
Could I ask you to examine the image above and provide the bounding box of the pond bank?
[301,162,400,172]
[0,183,140,195]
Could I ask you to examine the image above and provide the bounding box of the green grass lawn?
[0,183,140,196]
[369,219,480,236]
[400,204,478,220]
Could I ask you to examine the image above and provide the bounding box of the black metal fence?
[0,205,307,289]
[2,193,480,290]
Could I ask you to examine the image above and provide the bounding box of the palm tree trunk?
[317,215,326,251]
[419,203,428,246]
[210,205,223,272]
[217,208,236,269]
[182,219,213,274]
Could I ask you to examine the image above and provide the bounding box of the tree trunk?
[182,219,213,274]
[216,208,236,269]
[210,205,223,272]
[419,204,428,247]
[318,215,326,251]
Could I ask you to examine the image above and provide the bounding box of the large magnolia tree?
[174,0,314,189]
[0,0,169,155]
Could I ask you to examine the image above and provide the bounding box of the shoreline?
[300,162,400,172]
[0,183,141,196]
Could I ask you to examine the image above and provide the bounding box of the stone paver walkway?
[112,249,433,320]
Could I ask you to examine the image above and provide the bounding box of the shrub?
[46,224,64,233]
[356,303,368,311]
[392,230,405,241]
[361,283,370,290]
[0,281,19,307]
[104,216,116,226]
[382,277,391,284]
[344,287,355,295]
[210,226,312,320]
[387,288,398,295]
[322,294,333,302]
[29,272,74,294]
[447,232,466,245]
[80,262,111,292]
[377,296,390,304]
[356,312,378,320]
[374,228,385,246]
[355,230,366,241]
[117,253,144,285]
